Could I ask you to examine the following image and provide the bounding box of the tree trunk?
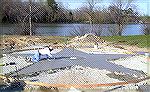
[118,24,123,36]
[144,24,150,35]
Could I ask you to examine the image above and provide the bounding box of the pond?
[0,23,148,36]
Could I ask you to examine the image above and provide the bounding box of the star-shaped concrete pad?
[12,48,143,77]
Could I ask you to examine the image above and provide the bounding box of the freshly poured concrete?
[10,48,144,77]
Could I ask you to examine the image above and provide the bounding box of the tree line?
[0,0,141,24]
[1,0,149,35]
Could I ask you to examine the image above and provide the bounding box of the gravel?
[109,55,148,74]
[24,65,122,84]
[1,55,32,74]
[77,46,132,54]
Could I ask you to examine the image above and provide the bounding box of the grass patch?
[1,35,149,48]
[0,35,74,44]
[101,35,150,48]
[39,36,74,44]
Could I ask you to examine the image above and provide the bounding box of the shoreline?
[1,35,149,53]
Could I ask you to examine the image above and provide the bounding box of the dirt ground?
[0,34,149,92]
[1,35,149,53]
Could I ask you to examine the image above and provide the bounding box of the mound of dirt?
[69,34,107,47]
[71,34,104,43]
[1,36,41,49]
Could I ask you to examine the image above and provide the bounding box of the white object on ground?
[39,47,52,57]
[68,87,81,92]
[70,57,77,60]
[145,53,150,57]
[50,49,62,54]
[2,54,7,57]
[94,45,98,49]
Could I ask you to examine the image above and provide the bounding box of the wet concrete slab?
[10,48,141,76]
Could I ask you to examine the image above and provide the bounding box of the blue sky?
[23,0,150,16]
[56,0,150,16]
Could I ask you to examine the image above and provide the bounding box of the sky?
[55,0,150,16]
[22,0,150,16]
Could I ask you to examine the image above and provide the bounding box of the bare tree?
[73,7,87,23]
[109,0,138,36]
[84,0,97,33]
[0,0,47,35]
[83,0,105,34]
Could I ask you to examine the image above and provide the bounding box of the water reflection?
[0,24,149,36]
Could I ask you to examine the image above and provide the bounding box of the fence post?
[29,0,32,36]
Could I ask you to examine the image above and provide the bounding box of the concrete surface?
[11,48,143,77]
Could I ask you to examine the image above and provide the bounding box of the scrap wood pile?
[69,34,108,47]
[70,34,105,43]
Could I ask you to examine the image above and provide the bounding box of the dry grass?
[0,35,73,49]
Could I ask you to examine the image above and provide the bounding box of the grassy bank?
[101,35,150,48]
[0,35,73,44]
[0,35,149,48]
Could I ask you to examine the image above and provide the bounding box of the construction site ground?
[0,34,150,92]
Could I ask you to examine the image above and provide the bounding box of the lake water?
[0,24,148,36]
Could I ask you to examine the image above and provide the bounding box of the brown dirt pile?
[0,36,41,49]
[69,34,108,47]
[70,34,105,43]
